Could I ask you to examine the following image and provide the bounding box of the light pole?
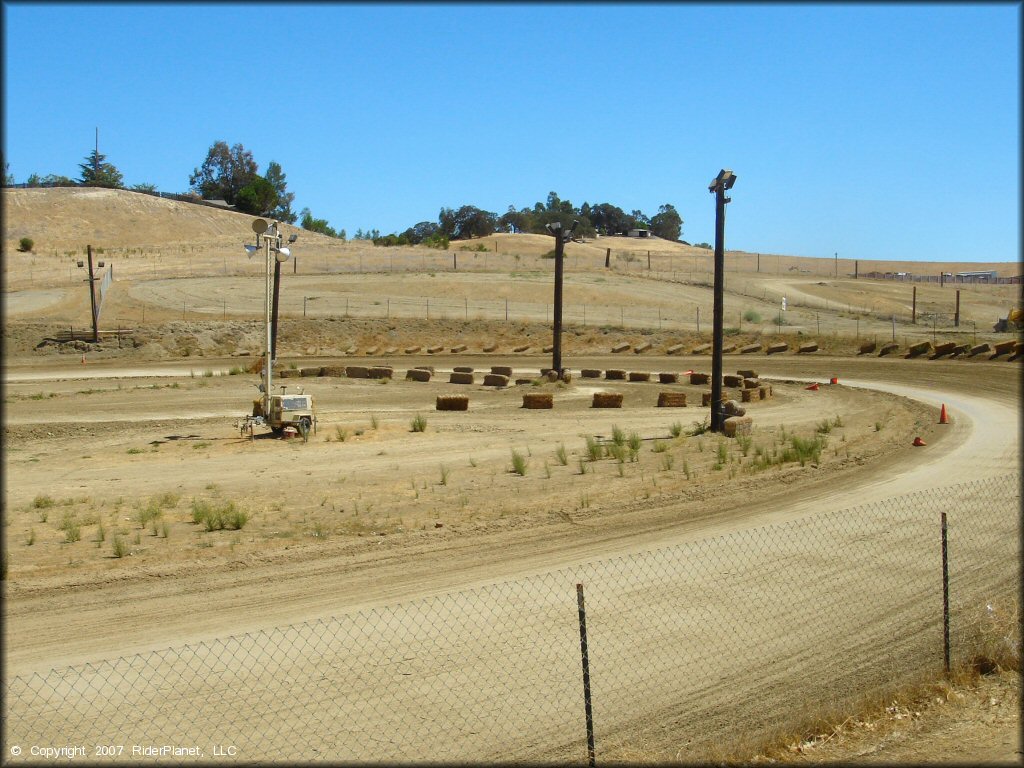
[245,220,294,413]
[708,169,736,433]
[76,245,104,342]
[546,219,578,377]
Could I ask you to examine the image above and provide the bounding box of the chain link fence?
[4,474,1018,763]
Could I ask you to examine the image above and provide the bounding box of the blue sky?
[3,2,1020,262]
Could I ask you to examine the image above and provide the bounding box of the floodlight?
[708,169,736,193]
[77,260,84,268]
[244,244,260,257]
[275,247,291,262]
[288,234,299,243]
[252,218,269,235]
[97,261,105,268]
[546,221,562,234]
[570,220,579,234]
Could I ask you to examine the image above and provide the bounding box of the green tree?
[189,141,258,205]
[299,207,337,237]
[130,182,158,193]
[650,203,683,240]
[78,149,123,188]
[234,176,277,216]
[264,161,296,223]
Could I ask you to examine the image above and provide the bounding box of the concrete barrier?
[449,372,474,384]
[346,346,358,355]
[658,372,679,384]
[523,392,554,409]
[513,344,530,353]
[992,340,1016,356]
[906,341,931,358]
[404,345,421,354]
[406,368,432,382]
[384,347,398,355]
[634,341,652,353]
[859,341,877,355]
[436,395,468,411]
[692,343,711,354]
[931,342,957,358]
[581,369,602,378]
[490,366,513,377]
[628,371,651,382]
[483,374,510,387]
[592,392,623,408]
[605,369,627,380]
[426,345,444,354]
[542,344,554,354]
[767,342,788,354]
[949,344,969,357]
[879,342,899,357]
[611,342,631,353]
[450,344,467,353]
[345,366,370,378]
[666,343,685,355]
[968,343,991,357]
[690,372,710,385]
[365,346,379,355]
[482,342,498,352]
[300,366,324,377]
[741,343,761,354]
[657,392,687,407]
[368,366,393,379]
[320,365,346,377]
[798,342,819,353]
[722,343,737,353]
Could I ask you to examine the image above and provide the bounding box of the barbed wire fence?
[4,474,1019,763]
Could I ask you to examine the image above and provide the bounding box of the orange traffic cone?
[913,436,927,447]
[805,382,819,391]
[939,404,949,424]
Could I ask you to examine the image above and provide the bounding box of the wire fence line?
[4,474,1018,763]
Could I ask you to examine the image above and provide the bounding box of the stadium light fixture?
[708,169,737,433]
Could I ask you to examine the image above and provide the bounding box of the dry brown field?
[2,187,1020,763]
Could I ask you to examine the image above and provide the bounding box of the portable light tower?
[244,219,292,414]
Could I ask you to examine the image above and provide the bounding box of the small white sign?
[781,297,787,311]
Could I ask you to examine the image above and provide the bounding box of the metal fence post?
[941,512,950,678]
[576,583,596,767]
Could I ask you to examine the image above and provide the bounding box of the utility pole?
[708,169,736,433]
[86,245,99,342]
[547,220,578,377]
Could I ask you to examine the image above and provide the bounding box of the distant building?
[955,270,997,281]
[627,228,651,238]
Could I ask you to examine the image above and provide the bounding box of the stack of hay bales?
[436,395,469,411]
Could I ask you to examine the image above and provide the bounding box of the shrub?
[18,237,34,252]
[111,536,129,558]
[32,494,55,509]
[555,443,568,466]
[585,436,603,462]
[669,421,683,438]
[511,450,529,476]
[743,309,762,323]
[410,414,428,433]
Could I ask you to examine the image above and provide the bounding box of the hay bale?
[658,372,679,384]
[992,340,1016,356]
[513,344,530,353]
[741,388,754,403]
[450,344,467,353]
[759,385,771,400]
[581,368,602,378]
[690,372,710,385]
[723,415,753,438]
[592,392,623,408]
[368,366,393,379]
[722,400,745,417]
[560,369,573,383]
[858,341,877,355]
[634,341,652,353]
[364,346,379,355]
[522,392,553,409]
[737,369,758,379]
[743,377,760,389]
[453,366,474,373]
[968,342,991,356]
[449,372,474,384]
[931,341,957,358]
[490,365,513,377]
[321,365,346,377]
[427,345,444,354]
[406,368,432,382]
[879,342,900,357]
[692,343,711,354]
[741,343,761,354]
[483,374,510,387]
[666,343,685,355]
[767,342,788,354]
[950,344,969,357]
[436,394,469,411]
[701,391,712,407]
[300,366,324,377]
[723,374,743,387]
[404,345,421,354]
[1012,341,1024,356]
[628,371,651,382]
[907,341,931,358]
[514,378,533,385]
[605,369,627,380]
[278,368,300,378]
[482,342,498,352]
[611,342,631,353]
[345,366,370,378]
[798,342,819,353]
[657,392,687,407]
[414,365,435,373]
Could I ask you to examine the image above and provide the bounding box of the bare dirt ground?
[2,187,1021,762]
